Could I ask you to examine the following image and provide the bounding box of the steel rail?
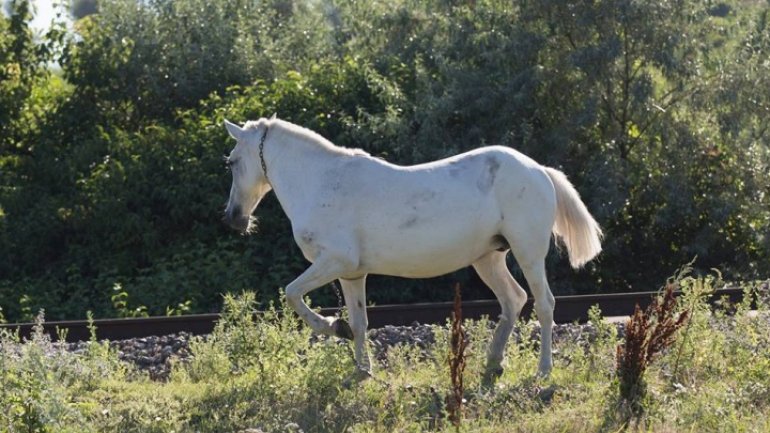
[0,288,746,343]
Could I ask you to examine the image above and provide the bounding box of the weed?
[616,283,689,414]
[111,283,149,318]
[447,283,467,429]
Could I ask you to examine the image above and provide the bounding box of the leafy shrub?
[0,311,125,432]
[1,0,770,321]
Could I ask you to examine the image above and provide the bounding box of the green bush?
[0,0,769,321]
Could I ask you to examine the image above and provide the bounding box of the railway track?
[0,288,746,343]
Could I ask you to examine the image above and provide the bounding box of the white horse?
[223,116,602,384]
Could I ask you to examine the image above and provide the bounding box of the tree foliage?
[0,0,768,321]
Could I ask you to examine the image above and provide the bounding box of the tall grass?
[0,276,768,432]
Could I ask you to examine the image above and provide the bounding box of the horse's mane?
[243,118,369,157]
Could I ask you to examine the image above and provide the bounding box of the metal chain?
[258,126,269,179]
[330,280,345,317]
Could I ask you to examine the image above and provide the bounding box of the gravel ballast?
[9,312,770,381]
[15,320,626,381]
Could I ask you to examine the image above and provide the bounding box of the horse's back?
[372,145,555,214]
[333,145,556,223]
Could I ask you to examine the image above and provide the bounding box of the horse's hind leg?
[339,276,372,375]
[473,251,528,387]
[507,237,555,377]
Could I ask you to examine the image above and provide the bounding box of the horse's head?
[222,118,272,233]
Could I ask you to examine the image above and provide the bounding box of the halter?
[259,125,269,181]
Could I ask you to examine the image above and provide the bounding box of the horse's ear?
[224,119,244,140]
[270,113,277,120]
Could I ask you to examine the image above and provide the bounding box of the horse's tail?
[544,167,603,269]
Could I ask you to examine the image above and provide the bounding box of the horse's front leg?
[284,256,357,338]
[339,276,371,375]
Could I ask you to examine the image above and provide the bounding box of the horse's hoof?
[342,368,372,388]
[537,384,558,404]
[481,366,504,389]
[332,318,354,340]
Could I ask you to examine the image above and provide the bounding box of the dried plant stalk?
[448,283,467,428]
[616,283,690,408]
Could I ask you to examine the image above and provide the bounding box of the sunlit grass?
[1,281,768,432]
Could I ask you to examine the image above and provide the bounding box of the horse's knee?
[284,286,304,310]
[534,299,554,321]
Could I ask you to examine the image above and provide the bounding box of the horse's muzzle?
[223,206,250,233]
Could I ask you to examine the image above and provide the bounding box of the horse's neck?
[268,130,337,217]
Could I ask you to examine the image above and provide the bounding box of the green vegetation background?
[1,0,769,322]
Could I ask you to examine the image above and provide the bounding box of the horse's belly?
[373,258,478,279]
[359,230,496,278]
[368,252,485,278]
